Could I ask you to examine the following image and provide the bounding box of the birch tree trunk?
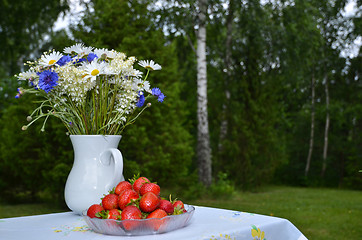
[321,74,329,177]
[305,75,315,177]
[218,0,234,152]
[196,0,212,187]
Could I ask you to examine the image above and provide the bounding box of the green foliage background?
[0,0,361,204]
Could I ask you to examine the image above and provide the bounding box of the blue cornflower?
[152,87,162,96]
[151,87,165,102]
[73,56,86,64]
[136,91,145,107]
[87,53,98,62]
[37,70,59,93]
[57,55,72,66]
[157,93,165,102]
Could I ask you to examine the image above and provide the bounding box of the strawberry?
[139,182,160,196]
[139,192,160,212]
[114,181,133,195]
[87,204,104,218]
[173,200,186,214]
[173,200,184,209]
[107,209,121,220]
[159,199,174,214]
[147,208,167,219]
[121,205,142,231]
[121,205,142,220]
[102,193,119,210]
[118,189,139,210]
[146,209,168,231]
[132,176,150,194]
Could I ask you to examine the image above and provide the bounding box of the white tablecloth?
[0,206,307,240]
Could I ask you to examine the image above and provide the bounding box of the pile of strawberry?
[86,176,186,223]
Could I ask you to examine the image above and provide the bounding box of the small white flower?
[138,60,162,71]
[39,51,63,67]
[104,65,119,75]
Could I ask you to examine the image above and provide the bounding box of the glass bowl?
[82,204,195,236]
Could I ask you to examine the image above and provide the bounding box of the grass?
[0,203,67,219]
[0,186,361,239]
[187,185,362,240]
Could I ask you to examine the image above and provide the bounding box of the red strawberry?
[118,189,139,210]
[121,205,142,231]
[121,205,142,220]
[159,199,174,214]
[139,182,160,196]
[87,204,104,218]
[173,200,186,214]
[115,181,133,195]
[173,200,184,209]
[139,192,160,212]
[147,208,167,219]
[102,193,119,210]
[107,209,121,220]
[147,209,168,231]
[132,176,149,194]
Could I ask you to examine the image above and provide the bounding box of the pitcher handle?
[100,148,124,191]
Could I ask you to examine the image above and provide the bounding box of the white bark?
[305,75,315,177]
[321,75,329,177]
[197,0,212,186]
[219,0,234,152]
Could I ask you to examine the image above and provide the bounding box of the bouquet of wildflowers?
[15,43,165,135]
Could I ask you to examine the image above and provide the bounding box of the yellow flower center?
[48,60,56,65]
[91,69,100,76]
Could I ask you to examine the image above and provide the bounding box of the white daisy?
[64,43,93,57]
[64,43,84,54]
[78,46,94,57]
[131,69,143,78]
[38,51,63,67]
[138,60,162,71]
[93,48,108,58]
[93,48,118,59]
[133,79,151,93]
[143,81,151,93]
[81,61,107,82]
[17,69,37,80]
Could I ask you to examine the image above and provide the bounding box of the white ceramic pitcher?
[64,135,124,215]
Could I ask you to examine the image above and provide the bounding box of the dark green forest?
[0,0,361,203]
